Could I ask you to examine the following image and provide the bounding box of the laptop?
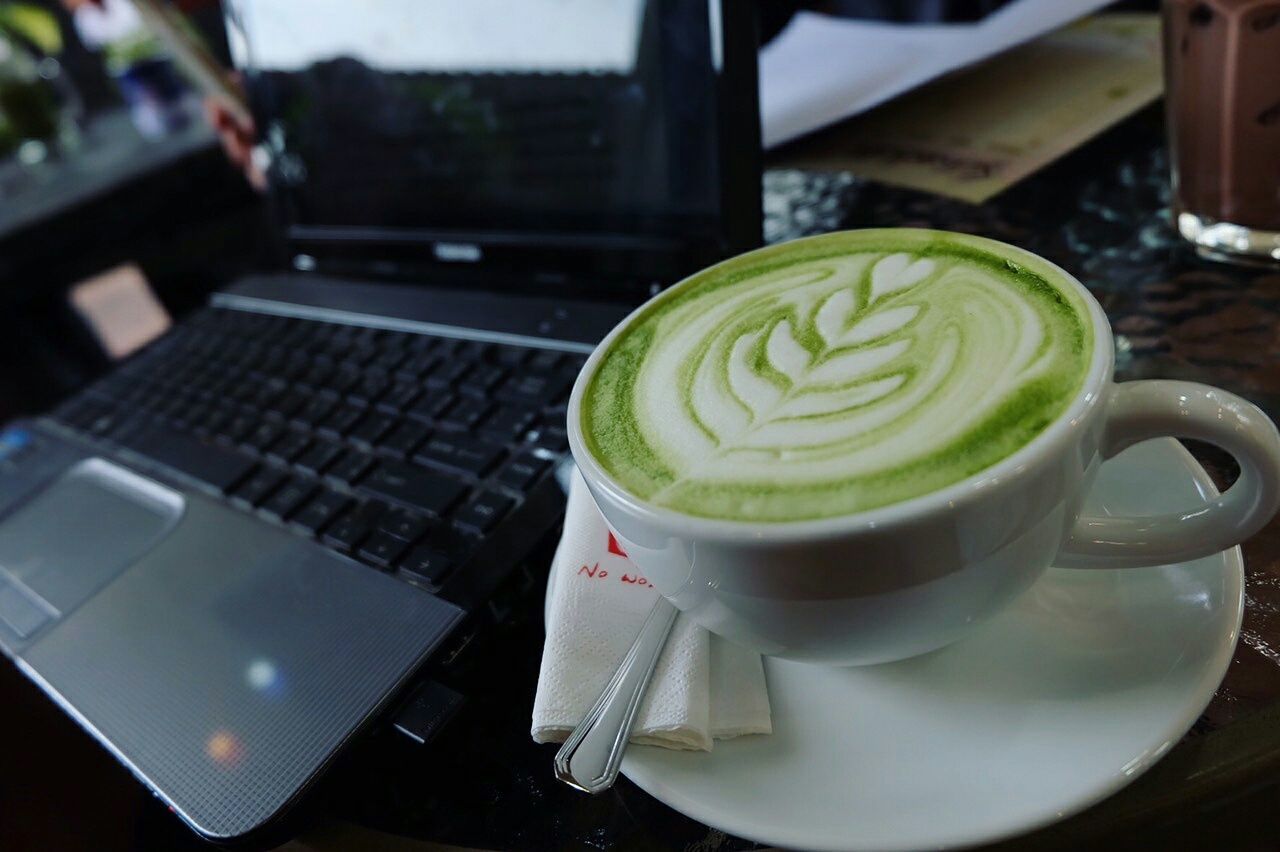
[0,0,760,844]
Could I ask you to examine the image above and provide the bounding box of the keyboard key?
[105,411,151,445]
[326,365,362,394]
[360,461,467,516]
[529,426,569,454]
[481,405,536,441]
[53,397,91,428]
[371,348,407,373]
[192,404,231,437]
[323,499,386,545]
[421,522,480,561]
[380,420,431,459]
[230,466,287,508]
[300,363,333,388]
[377,509,432,542]
[494,371,574,407]
[289,489,351,536]
[275,353,310,382]
[344,344,378,368]
[64,400,109,432]
[378,329,412,347]
[310,338,342,362]
[495,453,550,492]
[266,429,311,463]
[492,345,530,367]
[228,377,263,403]
[325,450,375,486]
[292,394,336,429]
[349,371,390,406]
[457,365,506,397]
[349,412,397,450]
[84,405,129,438]
[265,388,308,419]
[415,435,504,477]
[404,334,435,353]
[71,394,115,424]
[397,351,439,378]
[358,532,408,570]
[295,439,345,476]
[231,351,261,374]
[129,385,162,409]
[179,401,209,430]
[155,396,187,423]
[452,491,514,534]
[439,398,490,430]
[260,477,317,523]
[527,350,563,371]
[407,392,455,423]
[120,424,257,494]
[424,359,471,389]
[252,378,290,410]
[239,418,281,452]
[541,400,570,422]
[256,348,289,375]
[377,381,421,413]
[456,340,490,360]
[217,409,254,440]
[317,403,365,438]
[398,546,455,588]
[322,512,371,553]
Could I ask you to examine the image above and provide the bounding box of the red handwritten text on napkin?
[573,531,652,588]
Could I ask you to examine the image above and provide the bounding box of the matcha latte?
[581,230,1095,522]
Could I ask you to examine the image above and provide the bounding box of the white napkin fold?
[532,468,772,751]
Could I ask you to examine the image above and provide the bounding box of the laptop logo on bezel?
[433,242,483,263]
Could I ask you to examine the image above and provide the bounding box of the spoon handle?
[554,596,679,794]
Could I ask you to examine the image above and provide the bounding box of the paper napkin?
[531,468,771,751]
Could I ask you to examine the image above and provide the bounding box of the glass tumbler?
[1162,0,1280,263]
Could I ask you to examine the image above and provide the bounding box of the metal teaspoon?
[554,596,679,793]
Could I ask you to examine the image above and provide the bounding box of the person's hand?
[202,77,267,192]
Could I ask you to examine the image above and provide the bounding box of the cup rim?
[567,228,1115,543]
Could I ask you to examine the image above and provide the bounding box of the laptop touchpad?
[0,458,183,634]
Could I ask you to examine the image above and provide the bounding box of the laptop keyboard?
[51,307,584,594]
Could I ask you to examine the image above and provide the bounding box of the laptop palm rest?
[0,441,465,839]
[0,458,182,639]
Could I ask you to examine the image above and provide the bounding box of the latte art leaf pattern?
[701,254,928,450]
[583,231,1093,522]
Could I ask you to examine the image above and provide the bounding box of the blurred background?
[0,0,1169,433]
[0,0,266,425]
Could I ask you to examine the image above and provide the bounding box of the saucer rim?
[613,439,1245,851]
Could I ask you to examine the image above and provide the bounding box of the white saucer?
[588,439,1244,851]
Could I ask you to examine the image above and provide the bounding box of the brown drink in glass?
[1163,0,1280,262]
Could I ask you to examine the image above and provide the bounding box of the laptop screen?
[224,0,759,290]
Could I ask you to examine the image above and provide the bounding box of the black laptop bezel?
[233,0,761,300]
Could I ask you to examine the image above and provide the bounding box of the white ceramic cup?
[568,231,1280,666]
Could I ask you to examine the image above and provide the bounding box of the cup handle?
[1057,380,1280,568]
